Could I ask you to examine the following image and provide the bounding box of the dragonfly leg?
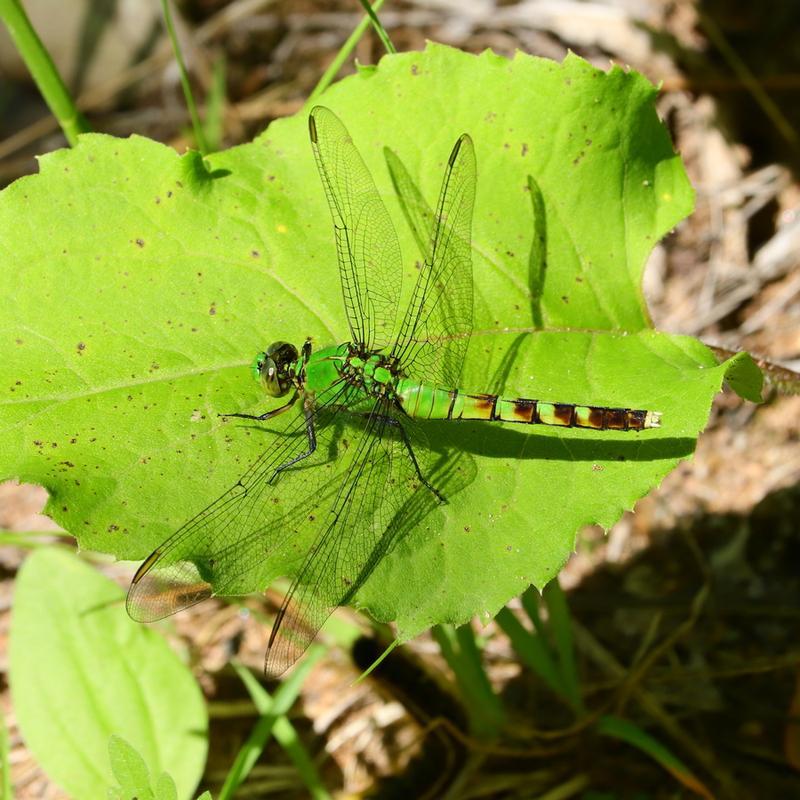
[378,415,447,504]
[271,404,317,480]
[220,390,299,421]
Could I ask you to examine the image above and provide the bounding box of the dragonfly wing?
[265,400,437,677]
[391,134,477,388]
[309,106,402,351]
[384,146,435,260]
[126,379,354,622]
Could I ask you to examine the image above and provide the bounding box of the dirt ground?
[1,1,799,798]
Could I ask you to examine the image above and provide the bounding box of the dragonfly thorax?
[342,347,400,397]
[252,341,299,397]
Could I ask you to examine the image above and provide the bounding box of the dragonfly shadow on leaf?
[421,419,694,463]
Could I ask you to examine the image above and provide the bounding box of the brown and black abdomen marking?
[394,379,661,431]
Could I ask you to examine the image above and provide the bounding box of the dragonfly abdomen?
[395,380,661,431]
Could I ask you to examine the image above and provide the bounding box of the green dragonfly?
[127,106,661,676]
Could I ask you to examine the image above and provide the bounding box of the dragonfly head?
[252,341,298,397]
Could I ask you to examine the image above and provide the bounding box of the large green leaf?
[8,549,207,799]
[0,45,758,641]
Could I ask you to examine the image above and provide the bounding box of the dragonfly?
[127,106,662,677]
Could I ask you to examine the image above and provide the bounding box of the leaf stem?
[160,0,209,155]
[0,0,90,145]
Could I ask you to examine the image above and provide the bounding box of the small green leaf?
[153,771,179,800]
[719,349,763,402]
[9,549,207,800]
[107,735,182,800]
[108,735,154,800]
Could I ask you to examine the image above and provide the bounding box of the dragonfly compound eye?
[260,341,299,397]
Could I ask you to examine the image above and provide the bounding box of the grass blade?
[307,0,388,104]
[357,0,396,54]
[220,648,327,800]
[597,715,714,799]
[432,623,505,740]
[494,606,566,700]
[543,581,584,713]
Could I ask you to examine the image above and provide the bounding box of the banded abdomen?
[395,379,661,432]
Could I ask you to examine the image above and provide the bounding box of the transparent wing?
[309,105,402,351]
[390,134,476,388]
[265,400,439,677]
[126,379,355,622]
[384,146,436,260]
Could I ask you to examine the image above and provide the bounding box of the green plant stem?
[307,0,388,104]
[357,0,396,54]
[161,0,208,155]
[0,0,89,145]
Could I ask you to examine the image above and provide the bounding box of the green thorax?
[302,342,397,394]
[301,342,350,395]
